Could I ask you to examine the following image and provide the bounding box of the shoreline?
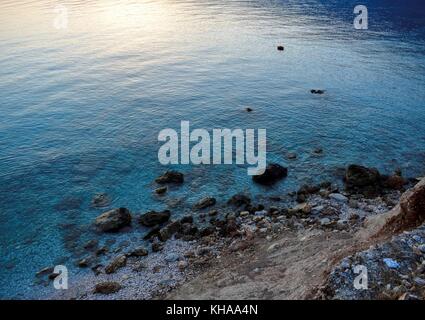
[31,164,425,300]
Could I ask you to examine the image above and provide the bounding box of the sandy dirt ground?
[165,227,375,300]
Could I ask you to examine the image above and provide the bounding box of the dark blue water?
[1,0,424,298]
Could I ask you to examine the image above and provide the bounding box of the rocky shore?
[35,164,425,300]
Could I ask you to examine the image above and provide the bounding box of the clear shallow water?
[0,0,424,298]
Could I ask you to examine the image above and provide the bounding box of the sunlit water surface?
[0,0,424,298]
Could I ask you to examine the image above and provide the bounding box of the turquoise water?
[1,0,425,298]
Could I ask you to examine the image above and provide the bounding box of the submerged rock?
[36,266,54,277]
[194,197,216,210]
[138,210,171,227]
[83,239,98,251]
[227,194,251,207]
[94,282,122,294]
[91,193,111,208]
[287,152,297,160]
[94,208,132,232]
[155,171,184,184]
[252,163,288,186]
[155,186,167,195]
[54,196,83,211]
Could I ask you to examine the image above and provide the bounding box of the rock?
[252,163,288,186]
[83,239,98,250]
[383,175,407,190]
[138,210,171,227]
[267,243,280,252]
[311,89,325,94]
[240,211,250,217]
[180,216,193,224]
[105,255,127,274]
[296,184,320,203]
[132,261,146,272]
[155,171,184,184]
[320,218,331,226]
[348,199,359,208]
[277,45,284,51]
[152,265,162,273]
[208,210,218,217]
[158,220,182,241]
[219,219,239,237]
[178,260,188,270]
[194,197,216,210]
[36,267,54,277]
[383,258,400,269]
[286,152,297,160]
[48,272,60,280]
[197,247,212,256]
[228,194,251,207]
[399,293,420,300]
[94,282,122,294]
[255,210,266,217]
[229,240,252,252]
[78,258,90,268]
[165,253,180,263]
[313,147,323,154]
[155,186,167,195]
[329,193,348,203]
[143,226,161,240]
[336,219,348,230]
[199,226,215,237]
[345,165,381,189]
[413,277,425,286]
[181,223,198,236]
[96,246,109,256]
[289,203,312,215]
[152,242,164,252]
[94,208,132,232]
[91,193,111,208]
[128,246,148,257]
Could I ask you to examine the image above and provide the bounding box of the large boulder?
[345,165,381,189]
[155,171,184,184]
[94,208,132,232]
[252,164,288,186]
[138,210,171,227]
